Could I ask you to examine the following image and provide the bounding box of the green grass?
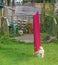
[0,39,58,65]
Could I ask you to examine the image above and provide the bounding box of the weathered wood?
[1,17,9,37]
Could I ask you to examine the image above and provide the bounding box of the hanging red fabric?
[33,12,41,53]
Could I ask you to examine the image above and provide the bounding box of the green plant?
[40,15,53,34]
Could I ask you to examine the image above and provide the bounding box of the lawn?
[0,38,58,65]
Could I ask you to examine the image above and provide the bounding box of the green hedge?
[41,16,53,33]
[40,15,58,35]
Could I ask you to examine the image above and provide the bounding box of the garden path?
[14,34,34,42]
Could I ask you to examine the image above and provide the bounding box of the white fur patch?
[38,46,44,58]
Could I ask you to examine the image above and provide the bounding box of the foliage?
[40,15,53,34]
[0,30,3,37]
[55,16,58,39]
[34,0,43,3]
[55,16,58,31]
[41,33,50,41]
[44,16,53,33]
[40,15,58,37]
[34,0,55,3]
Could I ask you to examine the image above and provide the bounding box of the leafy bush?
[0,30,4,37]
[41,33,50,41]
[41,16,52,33]
[44,16,53,33]
[55,16,58,38]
